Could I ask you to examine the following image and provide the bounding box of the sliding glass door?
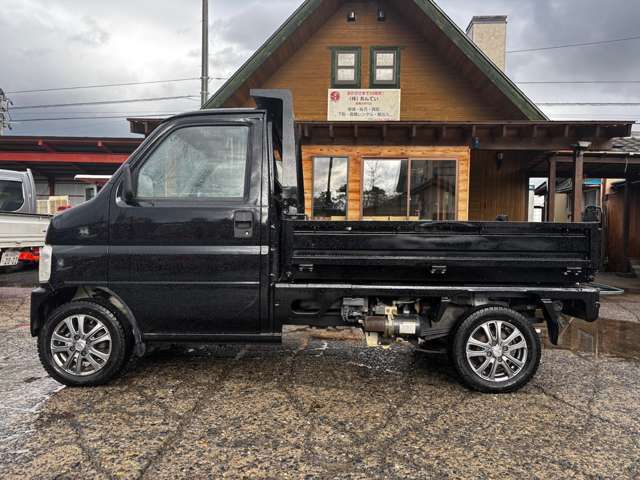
[362,158,457,220]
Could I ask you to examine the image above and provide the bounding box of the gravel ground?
[1,287,640,479]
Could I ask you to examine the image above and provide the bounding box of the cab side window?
[137,125,249,200]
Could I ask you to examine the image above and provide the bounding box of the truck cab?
[31,90,601,393]
[0,169,37,214]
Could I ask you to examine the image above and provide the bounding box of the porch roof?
[296,120,633,151]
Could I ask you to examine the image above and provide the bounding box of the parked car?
[31,90,601,393]
[0,169,50,269]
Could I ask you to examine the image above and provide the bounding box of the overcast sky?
[1,0,639,137]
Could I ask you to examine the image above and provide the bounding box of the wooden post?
[547,157,556,222]
[623,176,632,273]
[572,148,584,222]
[48,176,55,196]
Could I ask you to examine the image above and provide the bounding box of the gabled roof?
[203,0,547,121]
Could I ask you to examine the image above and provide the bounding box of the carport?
[530,138,640,274]
[0,136,140,206]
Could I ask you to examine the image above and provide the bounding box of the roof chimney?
[466,16,507,71]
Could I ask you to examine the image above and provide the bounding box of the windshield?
[0,180,25,212]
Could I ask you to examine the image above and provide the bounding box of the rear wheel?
[38,301,128,386]
[451,307,541,393]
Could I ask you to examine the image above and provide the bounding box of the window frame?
[361,157,458,220]
[131,121,254,206]
[331,47,362,88]
[369,46,401,89]
[0,179,26,212]
[311,155,350,219]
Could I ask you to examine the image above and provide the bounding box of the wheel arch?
[32,286,145,356]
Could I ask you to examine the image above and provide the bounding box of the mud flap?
[540,299,566,345]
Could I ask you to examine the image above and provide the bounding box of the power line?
[4,77,227,95]
[11,95,200,110]
[517,80,640,85]
[507,34,640,54]
[10,113,175,123]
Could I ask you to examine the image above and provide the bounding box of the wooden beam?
[554,156,640,165]
[0,152,128,164]
[548,157,557,222]
[623,177,632,273]
[572,147,585,222]
[532,125,540,138]
[47,176,55,196]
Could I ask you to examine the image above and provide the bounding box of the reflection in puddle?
[543,318,640,361]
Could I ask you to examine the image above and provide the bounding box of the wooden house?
[203,0,633,224]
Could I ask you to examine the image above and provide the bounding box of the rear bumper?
[30,286,53,337]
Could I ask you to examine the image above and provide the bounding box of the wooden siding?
[302,145,470,220]
[239,1,514,121]
[468,150,528,221]
[605,184,640,272]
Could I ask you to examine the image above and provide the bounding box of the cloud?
[1,0,638,136]
[68,17,111,47]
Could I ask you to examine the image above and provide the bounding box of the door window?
[137,125,249,200]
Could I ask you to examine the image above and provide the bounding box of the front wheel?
[451,307,541,393]
[37,301,129,386]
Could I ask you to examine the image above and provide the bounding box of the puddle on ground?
[542,318,640,361]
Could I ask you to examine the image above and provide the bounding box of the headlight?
[39,245,52,283]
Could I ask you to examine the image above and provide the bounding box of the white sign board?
[327,89,401,122]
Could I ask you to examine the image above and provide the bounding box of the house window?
[362,159,408,218]
[313,156,349,218]
[370,47,400,88]
[332,48,361,88]
[363,159,456,220]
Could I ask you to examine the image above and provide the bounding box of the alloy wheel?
[465,320,528,383]
[50,314,112,376]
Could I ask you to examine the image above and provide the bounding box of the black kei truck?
[31,90,601,393]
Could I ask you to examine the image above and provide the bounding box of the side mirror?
[122,164,135,204]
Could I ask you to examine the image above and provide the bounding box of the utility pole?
[201,0,210,107]
[0,89,11,136]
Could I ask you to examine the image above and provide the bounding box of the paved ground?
[1,287,640,479]
[0,265,38,288]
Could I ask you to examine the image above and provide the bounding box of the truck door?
[108,115,266,337]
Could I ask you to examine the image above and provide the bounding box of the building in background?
[0,0,637,272]
[0,136,140,209]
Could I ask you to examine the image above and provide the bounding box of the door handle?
[234,210,254,239]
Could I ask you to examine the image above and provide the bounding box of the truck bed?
[0,212,51,249]
[283,220,600,286]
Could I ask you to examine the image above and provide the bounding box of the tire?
[451,306,541,393]
[89,297,136,362]
[38,301,128,387]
